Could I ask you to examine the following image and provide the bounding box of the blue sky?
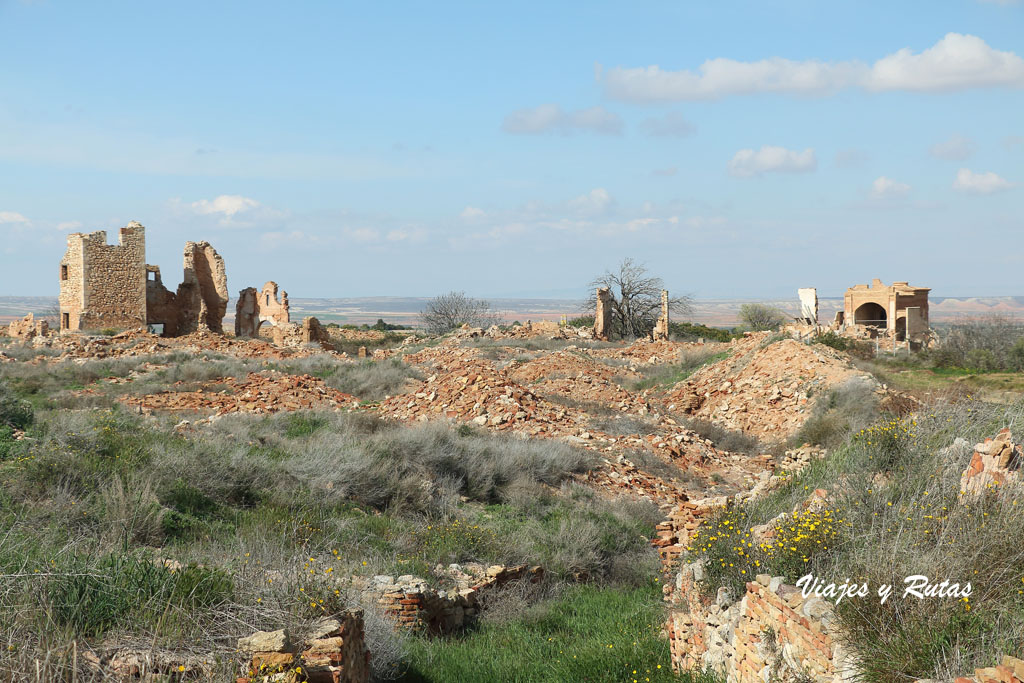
[1,0,1021,300]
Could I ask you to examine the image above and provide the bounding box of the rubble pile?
[665,335,871,440]
[378,358,588,436]
[960,428,1023,497]
[6,312,49,340]
[507,350,648,411]
[121,372,359,415]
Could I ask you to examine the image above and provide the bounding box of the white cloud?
[728,146,817,177]
[502,104,623,135]
[460,206,486,220]
[871,176,911,199]
[953,168,1015,193]
[190,194,260,217]
[568,188,614,214]
[601,33,1024,101]
[638,112,695,137]
[930,134,976,160]
[0,211,30,225]
[56,220,82,231]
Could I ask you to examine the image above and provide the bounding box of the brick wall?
[237,610,369,683]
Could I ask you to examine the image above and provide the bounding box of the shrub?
[420,291,498,335]
[669,321,735,343]
[567,314,594,328]
[0,381,33,429]
[739,303,788,332]
[756,507,847,582]
[686,506,759,597]
[684,418,763,455]
[812,330,850,351]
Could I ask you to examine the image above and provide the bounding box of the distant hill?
[3,295,1023,328]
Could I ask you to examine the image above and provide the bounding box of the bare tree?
[587,258,693,339]
[739,303,787,331]
[420,291,498,335]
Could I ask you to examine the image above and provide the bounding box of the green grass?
[399,584,697,683]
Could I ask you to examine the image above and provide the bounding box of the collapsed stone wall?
[270,316,332,349]
[59,223,148,332]
[668,563,854,682]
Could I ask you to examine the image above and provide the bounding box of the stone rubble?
[959,428,1023,498]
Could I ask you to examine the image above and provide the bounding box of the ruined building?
[58,222,148,332]
[842,279,930,342]
[652,290,670,341]
[59,222,228,336]
[235,281,290,337]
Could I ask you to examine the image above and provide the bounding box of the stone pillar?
[798,288,818,325]
[653,290,670,341]
[594,287,613,341]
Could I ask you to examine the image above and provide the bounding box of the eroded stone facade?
[59,223,147,332]
[843,279,930,342]
[235,281,290,337]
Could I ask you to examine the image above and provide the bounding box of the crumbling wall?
[798,288,818,325]
[235,281,290,338]
[667,564,854,682]
[270,316,332,349]
[237,611,369,683]
[176,241,228,334]
[7,313,49,340]
[59,223,147,332]
[653,290,670,341]
[145,266,181,336]
[594,287,613,341]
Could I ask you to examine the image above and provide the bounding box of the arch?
[854,302,887,327]
[894,317,906,341]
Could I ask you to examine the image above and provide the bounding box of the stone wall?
[237,611,369,683]
[177,241,229,334]
[667,564,855,682]
[59,223,147,332]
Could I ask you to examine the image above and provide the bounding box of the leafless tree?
[419,291,498,335]
[587,258,693,339]
[738,303,788,331]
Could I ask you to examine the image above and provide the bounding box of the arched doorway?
[854,302,887,328]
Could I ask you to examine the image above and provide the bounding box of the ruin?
[593,287,613,341]
[6,313,49,340]
[59,222,229,336]
[843,279,930,342]
[146,242,228,336]
[652,290,670,341]
[59,223,148,332]
[235,281,290,338]
[798,287,818,325]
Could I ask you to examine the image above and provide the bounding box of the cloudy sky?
[1,1,1021,300]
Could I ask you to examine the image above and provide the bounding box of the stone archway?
[854,302,887,328]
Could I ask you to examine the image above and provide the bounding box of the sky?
[0,0,1022,301]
